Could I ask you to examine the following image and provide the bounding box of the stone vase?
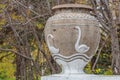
[44,4,100,74]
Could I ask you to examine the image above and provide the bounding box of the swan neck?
[47,35,51,47]
[76,27,81,45]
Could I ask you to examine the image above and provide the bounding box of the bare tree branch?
[0,48,32,60]
[92,36,109,71]
[12,0,40,16]
[0,53,12,61]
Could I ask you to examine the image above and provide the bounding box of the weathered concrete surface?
[41,74,120,80]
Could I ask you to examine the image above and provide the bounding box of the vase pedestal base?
[41,74,120,80]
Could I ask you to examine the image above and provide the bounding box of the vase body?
[44,4,100,74]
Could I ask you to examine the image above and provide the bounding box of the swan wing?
[76,45,90,53]
[49,47,59,54]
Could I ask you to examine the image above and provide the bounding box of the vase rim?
[52,4,93,11]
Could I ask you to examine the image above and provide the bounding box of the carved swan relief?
[47,26,90,54]
[74,26,90,54]
[47,26,91,74]
[47,34,59,54]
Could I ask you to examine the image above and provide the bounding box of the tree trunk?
[110,25,120,74]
